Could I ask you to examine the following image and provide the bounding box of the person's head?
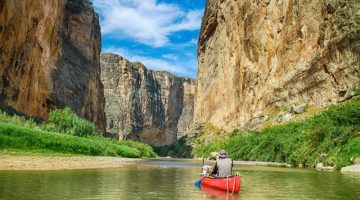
[219,150,228,159]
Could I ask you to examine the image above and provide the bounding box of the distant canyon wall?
[195,0,360,130]
[101,53,195,146]
[0,0,106,132]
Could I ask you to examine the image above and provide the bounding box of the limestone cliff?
[195,0,360,130]
[101,53,195,146]
[0,0,106,132]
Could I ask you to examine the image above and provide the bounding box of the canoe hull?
[201,175,241,193]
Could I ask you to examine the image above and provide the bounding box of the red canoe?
[201,175,241,193]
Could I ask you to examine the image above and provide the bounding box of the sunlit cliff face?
[0,0,106,132]
[194,0,360,130]
[101,53,195,146]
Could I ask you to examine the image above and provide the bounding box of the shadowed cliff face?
[101,53,195,146]
[0,0,106,132]
[195,0,360,130]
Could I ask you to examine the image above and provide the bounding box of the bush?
[153,137,192,158]
[0,110,38,129]
[193,98,360,169]
[0,123,142,158]
[0,108,157,158]
[44,107,97,137]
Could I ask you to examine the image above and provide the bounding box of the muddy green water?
[0,159,359,200]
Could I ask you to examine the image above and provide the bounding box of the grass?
[0,148,78,157]
[193,97,360,169]
[0,108,157,158]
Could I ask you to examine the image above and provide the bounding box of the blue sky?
[92,0,206,78]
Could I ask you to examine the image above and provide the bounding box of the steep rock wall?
[195,0,360,130]
[101,53,195,146]
[0,0,106,132]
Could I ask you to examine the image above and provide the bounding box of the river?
[0,159,359,200]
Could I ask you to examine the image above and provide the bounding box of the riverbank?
[0,155,141,171]
[0,108,157,158]
[197,158,289,167]
[192,96,360,170]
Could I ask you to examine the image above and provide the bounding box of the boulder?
[316,163,334,171]
[273,111,286,122]
[344,89,356,100]
[282,113,294,122]
[354,157,360,165]
[291,104,307,114]
[245,115,269,131]
[341,164,360,173]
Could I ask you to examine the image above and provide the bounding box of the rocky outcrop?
[195,0,360,130]
[101,53,195,146]
[341,164,360,173]
[0,0,106,132]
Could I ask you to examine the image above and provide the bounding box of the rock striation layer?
[0,0,106,132]
[195,0,360,130]
[101,53,195,146]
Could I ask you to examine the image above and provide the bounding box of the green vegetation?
[0,108,156,158]
[193,97,360,169]
[43,107,98,137]
[338,21,355,31]
[354,87,360,95]
[154,137,192,158]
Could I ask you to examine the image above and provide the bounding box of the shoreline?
[0,156,291,171]
[1,156,358,173]
[0,155,141,171]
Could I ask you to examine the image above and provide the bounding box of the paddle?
[194,158,205,188]
[194,177,203,187]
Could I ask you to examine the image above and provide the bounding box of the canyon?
[101,53,195,146]
[1,0,359,147]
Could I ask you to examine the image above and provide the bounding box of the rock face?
[195,0,360,130]
[0,0,106,132]
[101,53,195,146]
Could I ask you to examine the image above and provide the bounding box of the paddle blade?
[194,178,202,188]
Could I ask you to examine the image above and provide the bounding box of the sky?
[92,0,206,79]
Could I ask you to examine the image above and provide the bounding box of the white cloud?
[103,47,196,77]
[93,0,203,47]
[162,54,178,61]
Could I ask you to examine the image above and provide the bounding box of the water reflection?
[0,159,359,200]
[201,185,239,200]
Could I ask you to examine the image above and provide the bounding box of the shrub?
[0,123,140,157]
[0,110,38,129]
[44,107,97,137]
[192,98,360,169]
[0,108,157,158]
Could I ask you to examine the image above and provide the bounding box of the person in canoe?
[211,150,233,177]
